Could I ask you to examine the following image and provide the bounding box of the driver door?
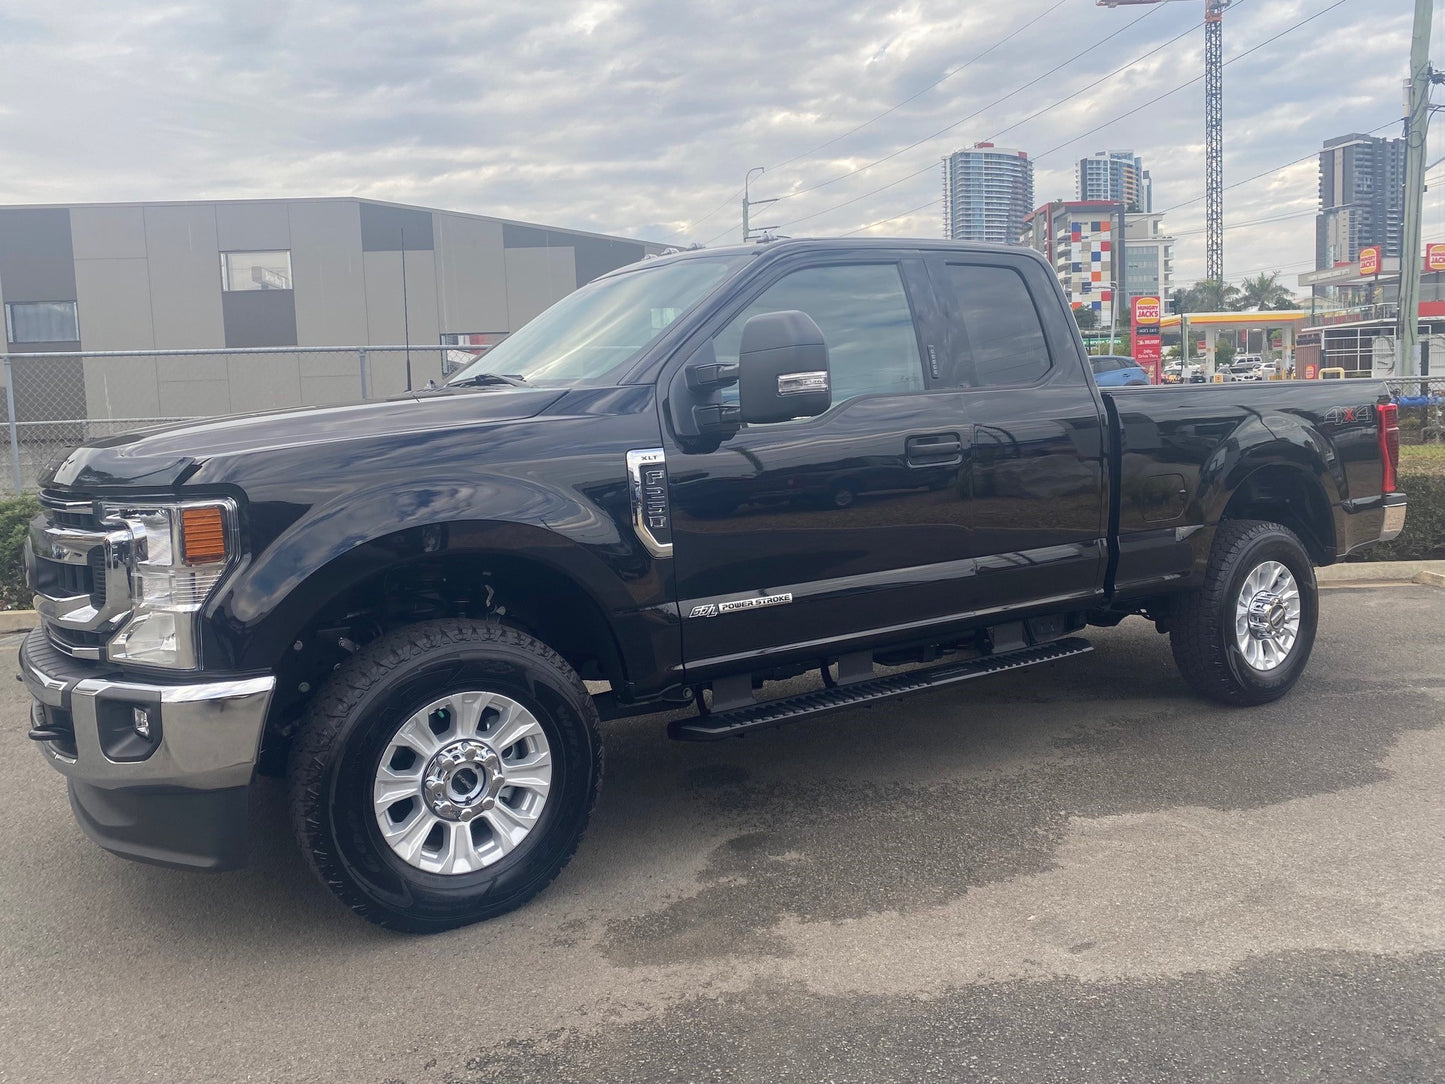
[662,257,972,678]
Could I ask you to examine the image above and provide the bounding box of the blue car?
[1090,354,1151,387]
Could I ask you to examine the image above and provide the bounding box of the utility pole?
[743,167,778,242]
[1396,0,1433,383]
[400,226,413,390]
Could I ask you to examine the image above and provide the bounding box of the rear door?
[922,251,1110,614]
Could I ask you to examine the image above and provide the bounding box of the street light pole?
[1107,280,1120,354]
[743,167,778,242]
[1396,0,1433,383]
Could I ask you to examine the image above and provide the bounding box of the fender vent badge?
[626,448,672,559]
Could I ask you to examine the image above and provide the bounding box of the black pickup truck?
[21,239,1406,931]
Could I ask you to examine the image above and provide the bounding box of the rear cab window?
[925,255,1081,390]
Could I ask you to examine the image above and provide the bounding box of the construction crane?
[1098,0,1232,284]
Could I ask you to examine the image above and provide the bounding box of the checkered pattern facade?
[1019,201,1125,327]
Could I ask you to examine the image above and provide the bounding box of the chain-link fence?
[1386,376,1445,445]
[0,344,489,494]
[2,346,1440,497]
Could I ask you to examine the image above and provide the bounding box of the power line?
[766,2,1166,207]
[983,13,1210,145]
[687,187,748,239]
[766,0,1072,176]
[1169,207,1317,237]
[774,7,1201,231]
[1032,0,1352,162]
[1156,116,1400,216]
[1229,258,1316,279]
[690,0,1072,243]
[687,0,1075,245]
[836,0,1353,239]
[841,198,945,237]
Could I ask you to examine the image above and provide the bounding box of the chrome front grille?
[39,492,99,530]
[27,491,134,660]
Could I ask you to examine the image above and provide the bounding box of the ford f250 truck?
[21,239,1407,931]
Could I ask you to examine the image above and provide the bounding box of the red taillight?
[1378,402,1400,494]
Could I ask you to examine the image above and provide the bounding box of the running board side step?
[668,637,1093,742]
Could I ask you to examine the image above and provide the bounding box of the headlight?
[99,499,238,669]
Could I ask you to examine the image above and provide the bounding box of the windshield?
[447,255,750,386]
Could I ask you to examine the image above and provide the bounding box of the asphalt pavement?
[1,584,1442,1084]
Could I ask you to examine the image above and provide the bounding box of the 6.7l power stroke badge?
[689,593,794,619]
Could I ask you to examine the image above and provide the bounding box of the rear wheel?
[1169,519,1318,706]
[287,619,602,932]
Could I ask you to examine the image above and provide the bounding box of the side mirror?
[737,310,831,424]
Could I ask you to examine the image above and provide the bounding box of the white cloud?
[0,0,1418,285]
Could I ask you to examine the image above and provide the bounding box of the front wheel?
[287,620,602,932]
[1169,520,1318,706]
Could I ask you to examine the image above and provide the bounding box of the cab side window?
[941,263,1053,387]
[714,263,925,407]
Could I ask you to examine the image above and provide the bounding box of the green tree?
[1072,306,1098,330]
[0,495,40,609]
[1175,279,1241,313]
[1233,272,1297,311]
[1213,338,1236,367]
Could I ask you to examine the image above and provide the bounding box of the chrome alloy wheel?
[372,691,552,874]
[1234,560,1301,672]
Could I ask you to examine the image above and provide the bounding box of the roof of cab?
[598,237,1050,278]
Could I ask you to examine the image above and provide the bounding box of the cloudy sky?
[0,0,1428,287]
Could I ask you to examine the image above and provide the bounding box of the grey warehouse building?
[0,197,664,424]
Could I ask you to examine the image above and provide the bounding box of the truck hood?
[47,386,568,490]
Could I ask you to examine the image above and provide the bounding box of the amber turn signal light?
[180,506,228,565]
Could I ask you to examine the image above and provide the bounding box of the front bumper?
[19,628,275,870]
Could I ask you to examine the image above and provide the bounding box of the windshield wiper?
[446,372,530,388]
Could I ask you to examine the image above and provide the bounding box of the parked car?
[22,237,1407,932]
[1090,354,1150,386]
[1224,360,1266,382]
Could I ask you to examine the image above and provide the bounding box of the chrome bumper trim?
[19,629,275,790]
[1380,500,1407,543]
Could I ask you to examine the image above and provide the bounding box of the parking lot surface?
[1,584,1442,1084]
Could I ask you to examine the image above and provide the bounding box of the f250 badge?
[689,593,793,619]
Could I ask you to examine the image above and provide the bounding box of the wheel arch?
[230,524,637,772]
[1217,462,1337,565]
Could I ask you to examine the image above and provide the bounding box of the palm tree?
[1176,279,1241,313]
[1232,272,1296,311]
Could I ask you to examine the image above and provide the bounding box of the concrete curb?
[0,610,36,633]
[1317,560,1445,587]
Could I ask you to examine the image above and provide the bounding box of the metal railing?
[1,345,1438,500]
[1386,376,1445,444]
[0,344,477,494]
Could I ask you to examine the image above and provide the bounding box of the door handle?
[905,433,963,464]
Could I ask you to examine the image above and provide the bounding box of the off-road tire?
[286,619,602,932]
[1169,519,1318,707]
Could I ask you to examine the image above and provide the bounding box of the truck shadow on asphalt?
[63,617,1444,956]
